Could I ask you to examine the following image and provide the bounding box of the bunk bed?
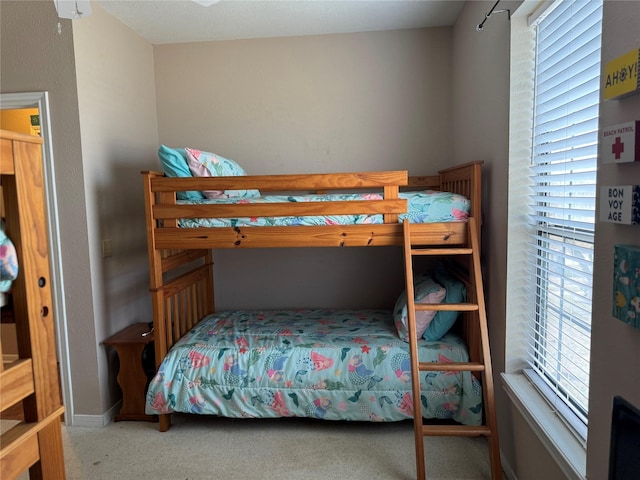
[141,155,501,479]
[0,130,65,479]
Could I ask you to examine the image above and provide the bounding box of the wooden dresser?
[0,130,65,479]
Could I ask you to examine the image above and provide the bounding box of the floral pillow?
[393,273,446,342]
[185,148,260,199]
[0,223,18,293]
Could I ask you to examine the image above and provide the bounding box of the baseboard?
[501,451,518,480]
[71,400,121,427]
[2,354,19,364]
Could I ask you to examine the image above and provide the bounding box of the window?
[523,0,602,440]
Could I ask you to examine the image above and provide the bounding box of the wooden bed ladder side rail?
[143,170,215,432]
[402,218,501,480]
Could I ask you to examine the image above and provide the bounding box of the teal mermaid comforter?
[145,309,482,426]
[177,190,470,228]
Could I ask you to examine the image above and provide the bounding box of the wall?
[72,3,158,416]
[587,1,640,479]
[451,1,526,476]
[0,108,39,134]
[154,28,454,311]
[0,0,97,419]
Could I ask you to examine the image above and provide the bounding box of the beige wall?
[154,28,453,175]
[154,28,455,312]
[72,3,158,415]
[451,1,529,477]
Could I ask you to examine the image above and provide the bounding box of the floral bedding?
[145,309,483,425]
[177,190,469,228]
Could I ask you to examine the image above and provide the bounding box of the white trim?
[0,91,74,426]
[528,0,561,27]
[71,400,121,427]
[502,372,586,480]
[3,354,19,363]
[501,451,518,480]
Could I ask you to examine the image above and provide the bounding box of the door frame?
[1,91,73,425]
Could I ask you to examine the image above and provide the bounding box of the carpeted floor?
[5,414,493,479]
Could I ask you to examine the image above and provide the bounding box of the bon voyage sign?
[600,185,640,225]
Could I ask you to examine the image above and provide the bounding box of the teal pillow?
[157,145,205,201]
[423,265,466,341]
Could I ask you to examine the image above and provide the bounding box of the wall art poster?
[613,244,640,329]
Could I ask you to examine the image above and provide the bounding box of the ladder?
[402,217,501,480]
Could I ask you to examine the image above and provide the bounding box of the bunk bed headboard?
[143,170,216,365]
[439,161,482,244]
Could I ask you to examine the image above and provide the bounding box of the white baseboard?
[70,400,121,427]
[501,451,518,480]
[2,354,19,364]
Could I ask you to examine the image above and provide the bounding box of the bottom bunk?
[145,308,482,426]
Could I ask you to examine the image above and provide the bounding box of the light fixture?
[54,0,92,20]
[193,0,222,6]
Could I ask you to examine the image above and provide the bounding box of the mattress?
[145,309,483,426]
[177,190,470,228]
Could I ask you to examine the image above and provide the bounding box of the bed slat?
[153,199,408,220]
[152,223,467,249]
[150,170,408,192]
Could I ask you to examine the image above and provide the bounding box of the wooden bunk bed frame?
[0,130,65,479]
[141,160,501,479]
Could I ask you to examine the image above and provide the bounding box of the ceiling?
[95,0,465,45]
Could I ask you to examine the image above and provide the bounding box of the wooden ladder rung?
[421,424,492,437]
[415,303,478,312]
[418,362,485,372]
[410,247,473,256]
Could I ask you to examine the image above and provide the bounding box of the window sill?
[501,372,586,480]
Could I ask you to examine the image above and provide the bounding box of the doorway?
[0,91,73,425]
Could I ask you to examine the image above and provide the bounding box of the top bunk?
[142,159,483,251]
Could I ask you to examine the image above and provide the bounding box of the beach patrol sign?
[601,120,640,164]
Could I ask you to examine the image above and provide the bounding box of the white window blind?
[526,0,602,439]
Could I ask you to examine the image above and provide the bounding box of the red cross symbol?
[612,137,625,160]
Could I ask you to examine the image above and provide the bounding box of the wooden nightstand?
[104,322,158,422]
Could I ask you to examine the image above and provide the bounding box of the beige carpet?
[6,414,493,479]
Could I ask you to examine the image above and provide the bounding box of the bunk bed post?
[142,171,172,431]
[142,171,217,431]
[142,172,167,365]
